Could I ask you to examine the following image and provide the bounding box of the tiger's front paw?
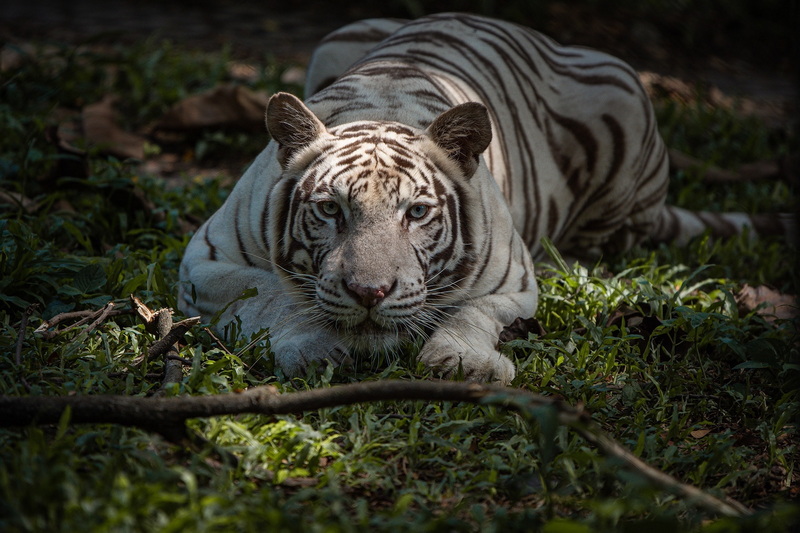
[417,340,516,385]
[271,330,351,378]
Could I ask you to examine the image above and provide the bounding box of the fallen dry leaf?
[639,70,789,128]
[82,96,146,159]
[605,305,663,338]
[736,284,797,323]
[280,66,306,86]
[1,43,28,71]
[690,429,712,439]
[0,189,40,213]
[499,317,546,343]
[156,83,269,132]
[601,303,693,358]
[46,121,91,180]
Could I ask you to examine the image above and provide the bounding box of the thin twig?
[0,380,751,518]
[569,418,752,517]
[34,307,132,340]
[204,327,233,355]
[82,302,116,335]
[15,304,39,366]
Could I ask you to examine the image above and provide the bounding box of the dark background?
[1,0,796,124]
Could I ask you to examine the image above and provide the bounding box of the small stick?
[204,327,233,355]
[34,307,132,339]
[15,304,39,366]
[147,318,201,360]
[130,295,199,396]
[82,302,116,335]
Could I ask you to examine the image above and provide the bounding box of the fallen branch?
[147,317,201,361]
[83,302,117,336]
[0,380,750,518]
[130,296,200,397]
[34,305,132,340]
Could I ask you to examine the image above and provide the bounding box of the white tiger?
[179,13,784,384]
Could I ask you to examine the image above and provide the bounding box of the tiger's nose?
[344,280,395,308]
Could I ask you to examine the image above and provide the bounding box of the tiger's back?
[305,13,669,259]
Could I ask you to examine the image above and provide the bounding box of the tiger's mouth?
[342,316,393,334]
[332,313,413,340]
[338,317,414,354]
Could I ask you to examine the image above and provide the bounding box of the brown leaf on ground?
[736,284,797,323]
[155,83,269,132]
[605,304,645,329]
[46,121,90,180]
[638,70,790,128]
[51,108,84,149]
[602,304,692,357]
[0,189,40,213]
[82,96,146,159]
[605,304,665,339]
[499,317,546,343]
[1,43,27,71]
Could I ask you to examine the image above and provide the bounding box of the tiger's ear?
[426,102,492,178]
[266,92,327,168]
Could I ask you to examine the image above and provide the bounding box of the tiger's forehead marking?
[306,121,437,208]
[330,120,419,138]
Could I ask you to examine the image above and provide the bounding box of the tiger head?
[264,92,492,354]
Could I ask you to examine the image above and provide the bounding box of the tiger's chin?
[334,317,414,355]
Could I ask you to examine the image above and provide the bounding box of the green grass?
[1,35,798,532]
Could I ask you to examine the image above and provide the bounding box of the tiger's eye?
[319,201,340,216]
[407,204,429,219]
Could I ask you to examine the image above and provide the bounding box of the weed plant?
[0,37,797,532]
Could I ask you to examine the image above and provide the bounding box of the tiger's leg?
[417,290,538,385]
[648,150,797,245]
[179,258,351,377]
[304,18,407,96]
[651,205,797,245]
